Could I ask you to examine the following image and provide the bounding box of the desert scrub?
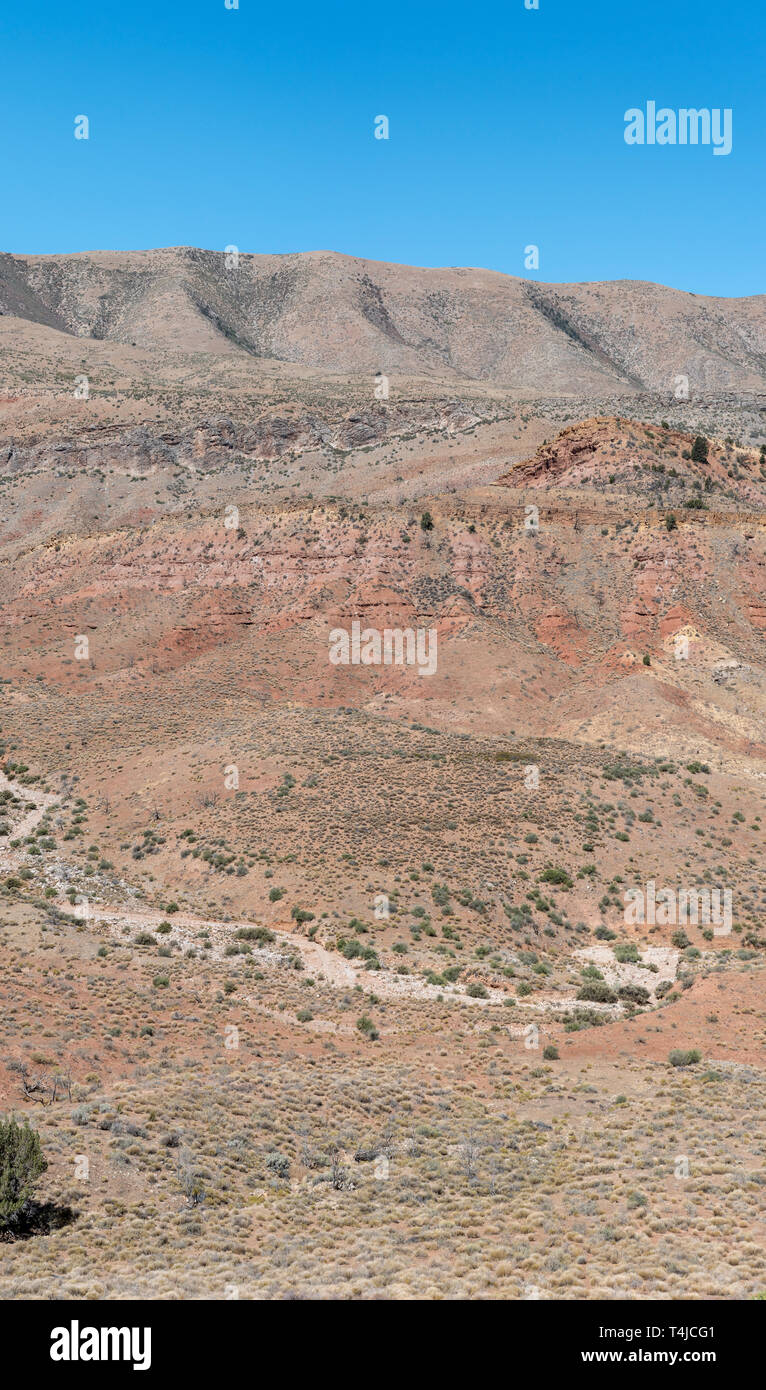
[576,981,617,1004]
[613,942,639,963]
[538,867,573,889]
[356,1015,379,1040]
[236,926,275,945]
[617,984,650,1005]
[668,1049,701,1067]
[265,1152,290,1179]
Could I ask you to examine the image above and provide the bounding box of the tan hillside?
[2,247,766,392]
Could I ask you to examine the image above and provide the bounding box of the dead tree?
[458,1130,482,1182]
[8,1060,49,1106]
[328,1144,347,1191]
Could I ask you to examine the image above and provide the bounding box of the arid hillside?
[2,247,766,392]
[0,273,765,1300]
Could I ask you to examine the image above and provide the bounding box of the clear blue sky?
[3,0,763,295]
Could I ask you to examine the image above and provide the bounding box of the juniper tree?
[0,1116,47,1228]
[691,435,709,463]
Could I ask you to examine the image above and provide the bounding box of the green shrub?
[236,926,275,945]
[614,942,639,963]
[356,1014,379,1040]
[266,1151,290,1178]
[577,981,617,1004]
[618,983,650,1005]
[669,1048,701,1067]
[564,1008,607,1032]
[538,867,573,889]
[339,937,377,965]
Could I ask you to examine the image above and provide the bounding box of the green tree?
[420,511,434,532]
[0,1117,47,1228]
[691,435,709,463]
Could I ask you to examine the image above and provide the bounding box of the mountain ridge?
[2,247,765,394]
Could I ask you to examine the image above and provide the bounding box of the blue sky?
[2,0,763,294]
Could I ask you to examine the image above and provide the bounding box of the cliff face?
[2,411,765,777]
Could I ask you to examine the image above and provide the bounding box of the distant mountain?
[1,247,765,394]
